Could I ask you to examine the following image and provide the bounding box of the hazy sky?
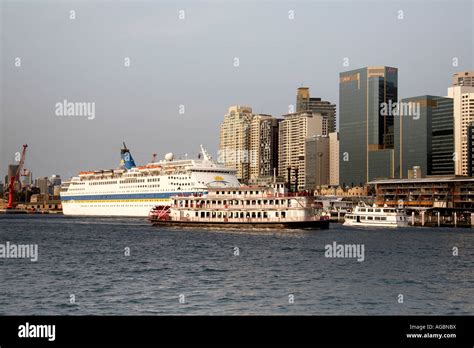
[1,0,473,179]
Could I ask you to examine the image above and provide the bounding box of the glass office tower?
[339,66,398,187]
[394,96,454,178]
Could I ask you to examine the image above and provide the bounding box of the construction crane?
[6,144,28,210]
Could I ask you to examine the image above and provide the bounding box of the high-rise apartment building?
[339,66,398,187]
[452,71,474,87]
[329,132,339,186]
[447,85,474,176]
[219,106,278,183]
[219,106,253,182]
[394,95,454,178]
[249,115,279,181]
[296,87,336,134]
[278,111,324,190]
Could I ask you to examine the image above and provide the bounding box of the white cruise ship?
[60,144,240,216]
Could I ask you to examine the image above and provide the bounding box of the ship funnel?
[120,142,137,170]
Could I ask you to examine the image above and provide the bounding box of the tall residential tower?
[296,87,337,134]
[447,83,474,176]
[219,106,279,183]
[278,112,324,190]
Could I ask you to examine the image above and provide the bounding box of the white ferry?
[343,203,409,228]
[60,144,240,216]
[148,183,330,230]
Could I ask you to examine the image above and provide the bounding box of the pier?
[366,176,474,228]
[408,209,474,228]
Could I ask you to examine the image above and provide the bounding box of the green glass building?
[394,96,454,178]
[339,66,398,187]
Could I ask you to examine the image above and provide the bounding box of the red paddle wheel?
[149,205,171,221]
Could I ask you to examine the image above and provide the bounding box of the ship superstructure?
[60,144,240,216]
[148,183,330,229]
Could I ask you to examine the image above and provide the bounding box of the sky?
[0,0,473,179]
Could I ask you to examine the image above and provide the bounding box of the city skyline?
[1,0,473,179]
[2,68,471,184]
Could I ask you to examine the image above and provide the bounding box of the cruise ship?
[60,144,240,216]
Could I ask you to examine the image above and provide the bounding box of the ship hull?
[343,220,408,228]
[62,199,170,217]
[149,219,330,230]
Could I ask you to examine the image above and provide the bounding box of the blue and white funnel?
[120,142,136,170]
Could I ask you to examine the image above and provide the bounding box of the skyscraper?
[394,95,454,178]
[278,111,324,190]
[305,135,330,190]
[447,85,474,176]
[296,87,337,134]
[452,71,474,87]
[329,132,340,186]
[219,106,253,182]
[339,66,398,187]
[249,115,279,182]
[219,106,278,183]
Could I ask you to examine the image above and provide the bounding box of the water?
[0,215,473,315]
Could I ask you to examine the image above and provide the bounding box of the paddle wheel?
[149,205,171,221]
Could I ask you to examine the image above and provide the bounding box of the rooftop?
[369,176,474,185]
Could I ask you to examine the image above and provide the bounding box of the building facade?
[467,122,474,176]
[305,135,330,190]
[249,115,279,182]
[278,112,324,191]
[452,71,474,87]
[296,87,336,134]
[219,106,278,183]
[447,85,474,176]
[219,106,253,182]
[339,66,398,187]
[394,95,454,178]
[329,132,339,186]
[371,177,474,210]
[35,177,50,195]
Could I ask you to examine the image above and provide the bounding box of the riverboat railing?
[171,216,326,223]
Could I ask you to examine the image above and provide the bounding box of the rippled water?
[0,215,473,315]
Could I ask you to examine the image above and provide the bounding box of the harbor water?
[0,215,473,315]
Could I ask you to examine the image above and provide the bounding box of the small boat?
[343,202,409,228]
[148,183,330,230]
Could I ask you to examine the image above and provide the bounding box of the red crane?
[6,144,28,209]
